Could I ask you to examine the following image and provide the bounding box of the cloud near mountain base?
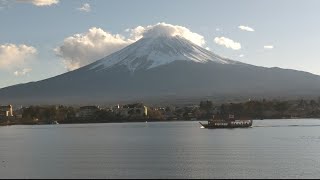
[54,27,132,71]
[0,43,37,69]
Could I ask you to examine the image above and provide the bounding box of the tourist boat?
[199,115,252,129]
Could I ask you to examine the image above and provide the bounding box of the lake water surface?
[1,119,320,179]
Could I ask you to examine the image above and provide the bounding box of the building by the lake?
[0,105,13,120]
[76,106,100,119]
[114,103,148,117]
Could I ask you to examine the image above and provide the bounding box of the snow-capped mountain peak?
[88,35,238,72]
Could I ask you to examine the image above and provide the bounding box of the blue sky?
[1,0,320,88]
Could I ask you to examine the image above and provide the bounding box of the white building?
[114,103,148,117]
[0,105,13,118]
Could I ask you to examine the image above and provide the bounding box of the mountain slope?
[86,35,240,72]
[1,36,320,105]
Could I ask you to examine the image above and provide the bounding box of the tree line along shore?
[1,98,320,126]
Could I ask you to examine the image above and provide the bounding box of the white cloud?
[14,68,32,76]
[214,37,241,50]
[55,27,132,71]
[127,22,206,47]
[77,3,90,12]
[238,25,255,32]
[0,44,37,69]
[16,0,59,6]
[264,45,274,49]
[126,26,145,41]
[239,54,244,57]
[56,22,207,71]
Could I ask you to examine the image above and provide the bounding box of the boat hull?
[199,120,252,129]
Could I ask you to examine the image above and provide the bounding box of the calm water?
[1,119,320,179]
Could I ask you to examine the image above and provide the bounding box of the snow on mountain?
[88,35,239,72]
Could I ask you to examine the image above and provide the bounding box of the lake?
[1,119,320,179]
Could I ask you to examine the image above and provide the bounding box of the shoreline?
[1,118,320,127]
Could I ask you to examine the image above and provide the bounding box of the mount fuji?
[87,35,239,72]
[1,35,320,105]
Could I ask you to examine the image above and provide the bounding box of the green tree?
[274,101,289,116]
